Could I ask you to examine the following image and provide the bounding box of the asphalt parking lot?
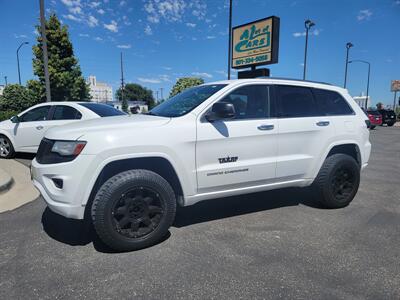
[1,127,399,299]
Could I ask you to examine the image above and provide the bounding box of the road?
[1,127,399,299]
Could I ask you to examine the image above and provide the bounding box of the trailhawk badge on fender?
[218,156,238,164]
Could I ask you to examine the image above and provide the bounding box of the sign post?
[232,16,280,78]
[391,80,400,110]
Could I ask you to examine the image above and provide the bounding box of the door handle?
[257,124,274,131]
[36,125,44,130]
[316,121,330,127]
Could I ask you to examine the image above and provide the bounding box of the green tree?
[169,77,204,98]
[116,83,155,109]
[0,84,40,112]
[376,102,384,109]
[32,14,90,102]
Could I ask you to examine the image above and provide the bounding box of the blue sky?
[0,0,399,104]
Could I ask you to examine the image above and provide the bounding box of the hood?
[45,114,171,140]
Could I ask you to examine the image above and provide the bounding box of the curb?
[0,168,14,193]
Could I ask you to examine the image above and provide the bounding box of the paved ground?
[1,127,399,299]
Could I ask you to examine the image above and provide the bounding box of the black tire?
[312,154,360,209]
[0,135,15,159]
[387,122,395,127]
[91,169,176,251]
[370,125,376,130]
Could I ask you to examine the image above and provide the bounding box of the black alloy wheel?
[331,166,356,203]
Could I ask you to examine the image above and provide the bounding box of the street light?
[344,42,353,88]
[16,41,29,85]
[303,19,315,80]
[349,60,371,110]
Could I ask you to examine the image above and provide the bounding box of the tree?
[376,102,384,109]
[169,77,204,98]
[0,84,40,112]
[116,83,155,109]
[32,14,90,102]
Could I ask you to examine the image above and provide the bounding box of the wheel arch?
[0,131,16,150]
[83,156,184,220]
[326,143,361,166]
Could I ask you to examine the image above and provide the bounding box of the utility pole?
[17,42,29,85]
[155,90,159,102]
[39,0,51,102]
[393,91,398,111]
[344,42,353,88]
[160,87,163,100]
[120,52,125,102]
[4,76,7,86]
[227,0,232,80]
[303,19,315,80]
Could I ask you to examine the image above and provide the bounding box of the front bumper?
[31,155,97,219]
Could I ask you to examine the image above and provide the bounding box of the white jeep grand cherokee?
[31,78,371,251]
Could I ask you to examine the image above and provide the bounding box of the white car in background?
[0,102,125,158]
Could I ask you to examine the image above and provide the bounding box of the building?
[87,75,113,103]
[353,92,371,109]
[110,101,149,114]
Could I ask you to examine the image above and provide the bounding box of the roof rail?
[249,76,333,86]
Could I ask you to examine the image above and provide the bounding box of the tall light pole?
[4,76,7,86]
[227,0,232,80]
[349,60,371,110]
[303,19,315,80]
[344,42,353,88]
[16,41,29,85]
[39,0,51,102]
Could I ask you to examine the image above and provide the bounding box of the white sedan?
[0,102,125,158]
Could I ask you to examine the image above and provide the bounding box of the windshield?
[150,84,227,117]
[79,103,126,117]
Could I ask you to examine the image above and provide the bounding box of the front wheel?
[91,169,176,251]
[312,154,360,208]
[0,135,15,159]
[370,125,376,130]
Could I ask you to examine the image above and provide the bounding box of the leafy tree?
[32,14,90,102]
[169,77,204,98]
[376,102,384,109]
[0,84,40,112]
[116,83,155,109]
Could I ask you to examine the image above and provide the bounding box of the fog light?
[52,178,63,189]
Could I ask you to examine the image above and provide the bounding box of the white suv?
[31,78,371,251]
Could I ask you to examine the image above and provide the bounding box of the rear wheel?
[370,125,376,130]
[0,135,15,159]
[387,122,395,127]
[91,169,176,251]
[312,154,360,208]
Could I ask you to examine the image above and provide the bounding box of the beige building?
[87,75,113,103]
[353,92,371,109]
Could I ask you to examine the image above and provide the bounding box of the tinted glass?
[52,105,82,120]
[313,88,354,116]
[276,85,318,118]
[150,84,227,117]
[367,110,380,116]
[79,103,126,117]
[20,106,50,122]
[220,85,271,119]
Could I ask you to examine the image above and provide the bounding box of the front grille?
[36,138,55,164]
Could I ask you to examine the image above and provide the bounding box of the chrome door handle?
[36,125,44,130]
[316,121,330,127]
[257,124,274,131]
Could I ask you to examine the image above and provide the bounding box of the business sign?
[232,16,280,69]
[391,80,400,92]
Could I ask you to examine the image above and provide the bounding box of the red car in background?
[366,110,383,129]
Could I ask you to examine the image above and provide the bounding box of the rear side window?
[313,89,354,116]
[52,105,82,120]
[79,103,126,117]
[276,85,318,118]
[220,85,271,119]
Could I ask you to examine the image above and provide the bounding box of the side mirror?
[206,102,235,122]
[10,116,20,123]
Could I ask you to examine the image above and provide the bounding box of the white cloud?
[104,20,118,32]
[122,15,131,25]
[97,8,105,14]
[79,33,89,37]
[206,35,216,39]
[144,24,153,35]
[163,66,172,70]
[186,22,196,28]
[395,0,400,4]
[63,14,82,22]
[61,0,81,7]
[117,44,131,49]
[144,0,187,23]
[357,9,372,21]
[215,70,227,77]
[87,15,99,27]
[14,34,28,38]
[192,72,213,78]
[120,0,126,6]
[94,36,103,41]
[138,77,162,84]
[68,6,82,14]
[159,74,171,82]
[293,29,321,38]
[88,1,101,8]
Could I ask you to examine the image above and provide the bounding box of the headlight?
[36,139,86,164]
[52,141,86,156]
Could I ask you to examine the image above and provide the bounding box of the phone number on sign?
[234,54,269,66]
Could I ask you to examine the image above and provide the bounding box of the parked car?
[31,78,371,251]
[377,109,396,126]
[366,110,382,129]
[0,102,125,158]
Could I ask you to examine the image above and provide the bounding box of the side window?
[52,106,82,120]
[220,85,271,119]
[313,89,354,116]
[276,85,318,118]
[19,106,51,122]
